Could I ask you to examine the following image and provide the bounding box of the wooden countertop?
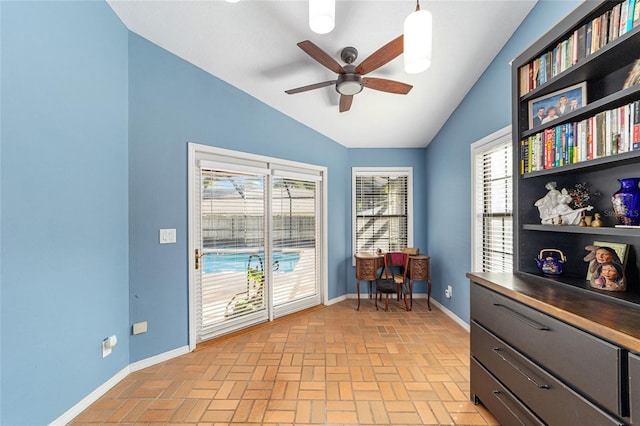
[467,272,640,354]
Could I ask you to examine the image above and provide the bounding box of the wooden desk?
[355,252,384,310]
[408,255,431,310]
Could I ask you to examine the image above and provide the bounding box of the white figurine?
[535,181,593,225]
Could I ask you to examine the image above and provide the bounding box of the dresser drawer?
[471,357,544,426]
[472,322,623,425]
[631,352,640,424]
[471,283,623,416]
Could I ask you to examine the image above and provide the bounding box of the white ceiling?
[107,0,537,148]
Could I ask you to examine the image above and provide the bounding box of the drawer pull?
[492,390,530,426]
[493,303,550,331]
[492,347,550,389]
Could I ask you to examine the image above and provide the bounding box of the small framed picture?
[584,241,629,292]
[528,82,587,129]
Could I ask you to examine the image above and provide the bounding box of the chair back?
[384,252,409,279]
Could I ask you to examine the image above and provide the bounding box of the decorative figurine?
[535,181,593,225]
[583,244,627,292]
[591,212,603,227]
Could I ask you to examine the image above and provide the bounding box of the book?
[600,11,609,48]
[544,128,554,169]
[586,20,593,55]
[577,24,587,61]
[631,101,640,151]
[591,17,600,54]
[620,0,630,37]
[634,0,640,27]
[611,3,621,41]
[628,0,637,32]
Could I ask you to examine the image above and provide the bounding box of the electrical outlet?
[102,338,112,358]
[445,285,453,299]
[133,321,148,335]
[101,335,117,358]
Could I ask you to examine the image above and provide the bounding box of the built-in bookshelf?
[512,0,640,306]
[519,0,640,97]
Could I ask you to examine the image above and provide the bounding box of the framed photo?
[528,82,587,129]
[584,241,629,292]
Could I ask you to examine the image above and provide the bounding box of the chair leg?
[427,279,432,311]
[385,294,390,311]
[375,291,379,310]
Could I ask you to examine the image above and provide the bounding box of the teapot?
[535,249,566,276]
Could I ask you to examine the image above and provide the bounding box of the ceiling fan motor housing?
[340,46,358,64]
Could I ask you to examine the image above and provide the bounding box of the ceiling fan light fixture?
[336,73,363,96]
[404,1,432,74]
[309,0,335,34]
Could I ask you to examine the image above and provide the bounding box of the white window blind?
[271,176,320,312]
[353,168,412,256]
[472,130,513,272]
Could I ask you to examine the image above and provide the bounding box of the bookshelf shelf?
[522,223,640,236]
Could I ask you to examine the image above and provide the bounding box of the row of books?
[520,100,640,175]
[519,0,640,97]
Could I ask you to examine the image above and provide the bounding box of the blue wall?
[0,1,129,424]
[127,33,352,361]
[425,0,581,322]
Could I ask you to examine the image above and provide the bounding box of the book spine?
[620,0,630,36]
[628,0,637,32]
[586,21,593,55]
[634,100,640,150]
[544,128,553,168]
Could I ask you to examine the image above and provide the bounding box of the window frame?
[352,167,413,265]
[470,126,514,273]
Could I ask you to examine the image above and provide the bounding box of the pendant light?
[309,0,335,34]
[404,0,432,74]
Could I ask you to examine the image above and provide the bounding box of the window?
[471,127,513,272]
[352,168,413,258]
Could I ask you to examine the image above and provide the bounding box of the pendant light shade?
[309,0,335,34]
[404,1,432,74]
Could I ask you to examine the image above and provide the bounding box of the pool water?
[202,251,300,274]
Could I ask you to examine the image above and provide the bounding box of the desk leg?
[356,280,361,311]
[409,280,413,311]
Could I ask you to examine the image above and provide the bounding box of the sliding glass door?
[189,145,325,344]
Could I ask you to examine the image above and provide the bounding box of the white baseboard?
[326,294,348,305]
[429,299,470,332]
[50,345,190,425]
[130,345,190,372]
[51,366,130,426]
[342,293,470,332]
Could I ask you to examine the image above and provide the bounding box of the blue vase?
[611,178,640,226]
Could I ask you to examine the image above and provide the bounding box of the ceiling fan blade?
[285,80,336,94]
[297,40,345,74]
[339,95,353,113]
[355,35,404,76]
[363,77,413,94]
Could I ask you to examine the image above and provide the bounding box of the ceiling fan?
[285,35,413,113]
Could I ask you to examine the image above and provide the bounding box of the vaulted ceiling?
[107,0,537,148]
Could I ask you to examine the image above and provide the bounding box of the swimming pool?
[202,251,300,274]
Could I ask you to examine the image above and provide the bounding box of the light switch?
[159,229,176,244]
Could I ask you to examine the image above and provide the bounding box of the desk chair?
[375,252,409,311]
